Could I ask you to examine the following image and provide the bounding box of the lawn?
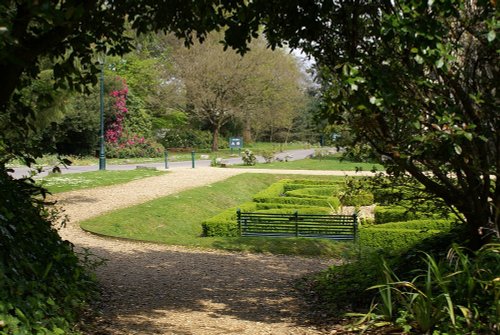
[39,169,167,193]
[80,173,351,257]
[235,156,383,171]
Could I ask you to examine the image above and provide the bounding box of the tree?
[173,34,306,150]
[310,1,498,247]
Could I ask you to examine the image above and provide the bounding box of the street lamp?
[99,58,106,170]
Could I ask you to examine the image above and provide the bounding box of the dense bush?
[340,191,374,206]
[0,169,97,334]
[241,149,257,166]
[302,227,470,317]
[366,243,500,334]
[160,128,219,149]
[105,134,164,158]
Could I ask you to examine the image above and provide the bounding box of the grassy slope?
[81,173,350,257]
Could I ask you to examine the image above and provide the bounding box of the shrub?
[260,150,275,163]
[358,228,444,253]
[0,170,97,334]
[161,128,220,149]
[252,181,286,199]
[341,191,374,206]
[105,134,164,158]
[285,186,342,199]
[241,149,257,166]
[202,202,257,237]
[374,206,448,224]
[365,243,500,334]
[369,219,457,231]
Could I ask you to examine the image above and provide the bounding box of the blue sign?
[229,138,243,149]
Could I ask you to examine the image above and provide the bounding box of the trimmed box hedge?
[359,228,444,252]
[369,219,457,231]
[202,202,257,237]
[285,186,341,199]
[374,206,448,224]
[341,192,374,206]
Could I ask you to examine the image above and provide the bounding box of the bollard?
[164,149,169,169]
[191,151,195,168]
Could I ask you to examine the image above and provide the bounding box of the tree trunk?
[242,118,252,144]
[211,126,220,152]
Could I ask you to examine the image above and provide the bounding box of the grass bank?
[39,169,167,193]
[81,173,350,257]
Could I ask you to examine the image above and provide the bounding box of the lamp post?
[99,59,106,170]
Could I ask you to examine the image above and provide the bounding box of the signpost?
[229,137,243,155]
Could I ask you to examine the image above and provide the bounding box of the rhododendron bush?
[105,78,163,158]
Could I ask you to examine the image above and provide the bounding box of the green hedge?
[369,219,457,231]
[341,192,374,206]
[285,186,341,199]
[254,195,340,207]
[358,228,444,253]
[201,202,256,237]
[374,206,448,224]
[252,181,286,199]
[255,203,324,210]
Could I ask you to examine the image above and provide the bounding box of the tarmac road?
[9,148,323,179]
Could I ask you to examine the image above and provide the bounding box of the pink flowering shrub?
[106,132,164,158]
[105,81,129,143]
[105,78,164,158]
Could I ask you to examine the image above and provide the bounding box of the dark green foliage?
[374,206,450,224]
[161,129,220,150]
[341,192,374,207]
[359,228,445,253]
[202,202,257,237]
[253,196,335,207]
[0,169,97,334]
[285,186,342,198]
[369,219,457,231]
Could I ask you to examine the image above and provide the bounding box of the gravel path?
[52,167,368,335]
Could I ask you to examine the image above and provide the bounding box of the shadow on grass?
[210,236,350,257]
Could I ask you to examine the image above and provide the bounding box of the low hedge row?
[374,206,447,224]
[255,203,323,210]
[254,195,340,207]
[369,219,457,231]
[285,186,341,199]
[252,181,286,199]
[341,192,374,206]
[359,228,444,253]
[202,202,256,237]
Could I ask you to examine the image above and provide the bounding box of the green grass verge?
[234,157,383,171]
[80,173,350,257]
[7,142,314,167]
[38,169,167,193]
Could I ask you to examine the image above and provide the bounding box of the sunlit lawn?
[39,169,167,193]
[80,173,351,257]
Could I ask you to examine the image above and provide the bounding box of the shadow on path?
[85,241,331,334]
